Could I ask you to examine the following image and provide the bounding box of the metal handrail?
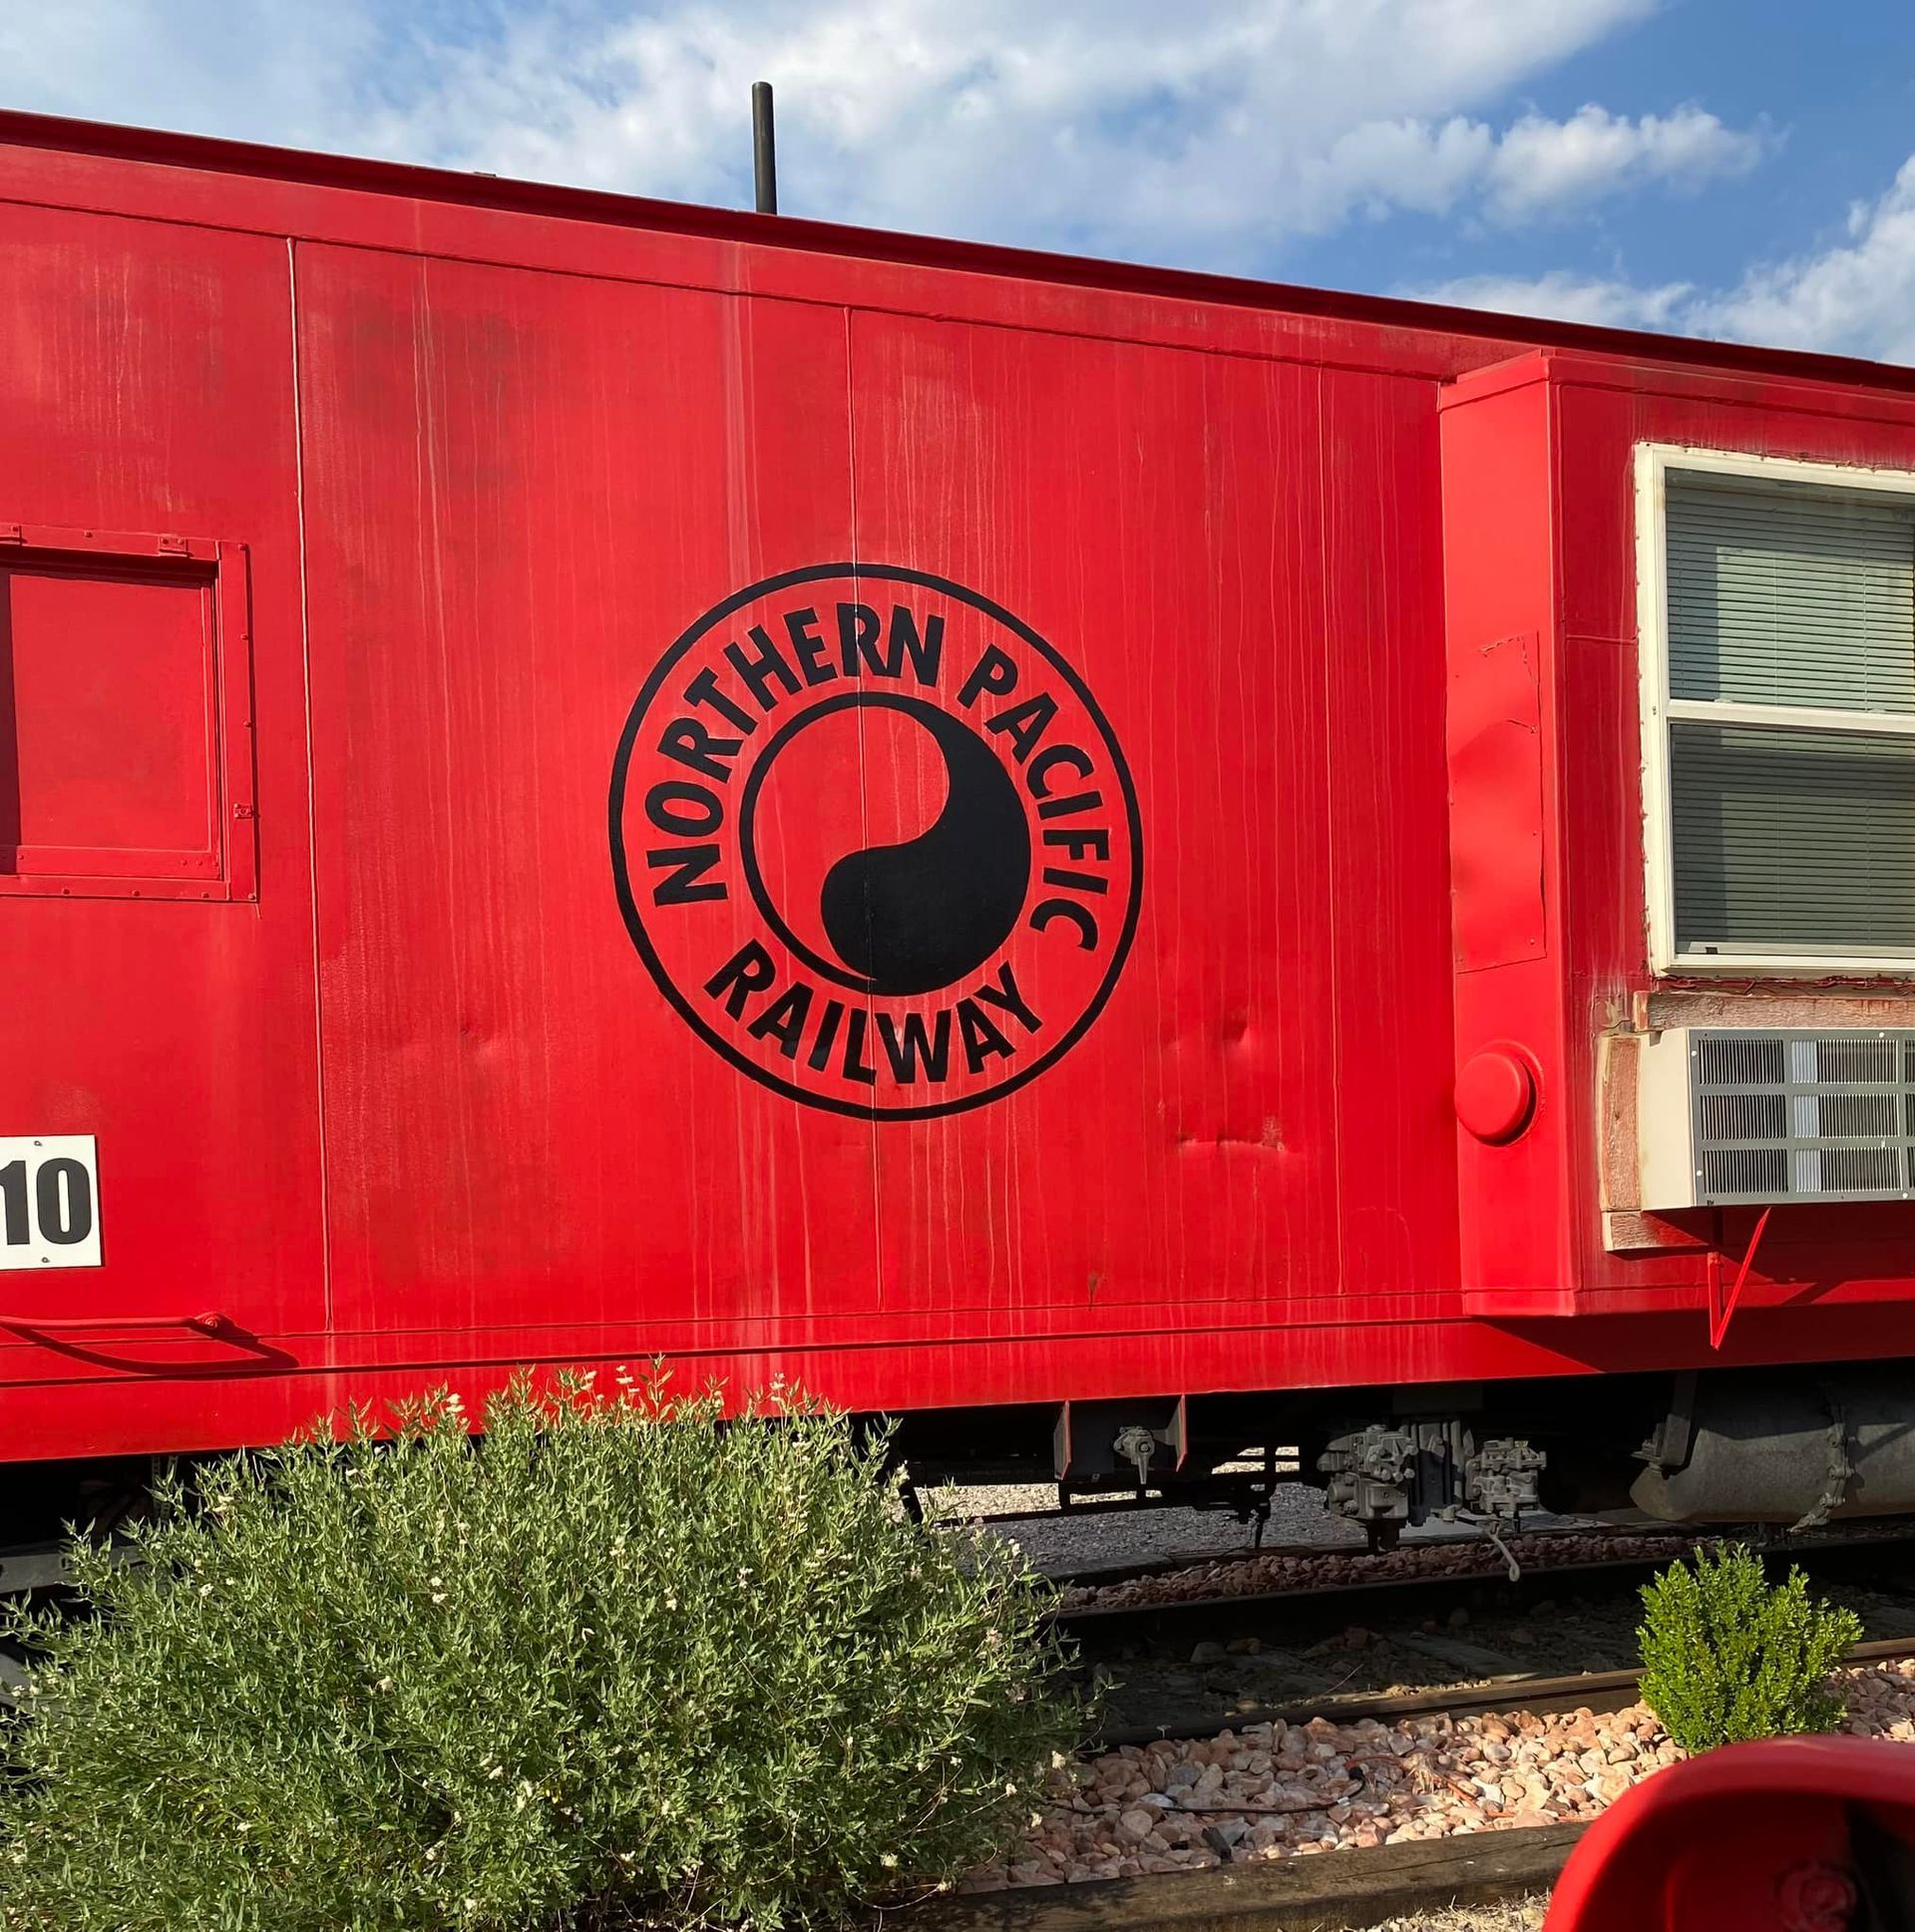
[0,1311,227,1337]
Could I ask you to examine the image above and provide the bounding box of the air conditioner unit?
[1636,1027,1915,1208]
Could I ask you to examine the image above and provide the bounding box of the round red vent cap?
[1456,1047,1537,1144]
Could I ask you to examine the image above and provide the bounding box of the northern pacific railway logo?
[609,565,1141,1119]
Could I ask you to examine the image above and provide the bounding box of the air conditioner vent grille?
[1695,1035,1786,1086]
[1699,1146,1790,1199]
[1700,1092,1786,1141]
[1690,1028,1915,1204]
[1815,1092,1899,1137]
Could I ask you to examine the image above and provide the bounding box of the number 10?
[0,1158,94,1248]
[0,1138,103,1270]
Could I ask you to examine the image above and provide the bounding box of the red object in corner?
[1546,1736,1915,1932]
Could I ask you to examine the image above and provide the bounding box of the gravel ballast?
[1059,1530,1704,1613]
[962,1657,1915,1892]
[933,1478,1603,1583]
[931,1480,1361,1576]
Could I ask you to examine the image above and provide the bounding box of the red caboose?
[7,111,1915,1539]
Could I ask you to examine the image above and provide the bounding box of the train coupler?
[1319,1422,1544,1537]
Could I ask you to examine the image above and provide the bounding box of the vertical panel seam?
[1316,365,1343,1295]
[844,305,885,1309]
[287,235,335,1334]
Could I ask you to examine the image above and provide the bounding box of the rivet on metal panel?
[0,524,22,545]
[157,535,190,555]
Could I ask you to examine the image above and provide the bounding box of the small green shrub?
[1637,1542,1861,1752]
[0,1374,1079,1932]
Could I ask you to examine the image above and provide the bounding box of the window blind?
[1671,720,1915,957]
[1668,481,1915,713]
[1664,473,1915,961]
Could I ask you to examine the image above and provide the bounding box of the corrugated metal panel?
[1668,479,1915,712]
[1671,720,1915,956]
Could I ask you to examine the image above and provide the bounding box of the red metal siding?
[290,253,1458,1343]
[1442,351,1915,1318]
[847,322,1458,1316]
[6,118,1915,1461]
[0,198,323,1396]
[295,248,880,1339]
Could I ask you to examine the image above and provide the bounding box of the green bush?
[0,1374,1079,1932]
[1637,1542,1861,1752]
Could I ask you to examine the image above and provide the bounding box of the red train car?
[8,110,1915,1540]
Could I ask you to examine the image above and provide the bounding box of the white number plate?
[0,1136,102,1270]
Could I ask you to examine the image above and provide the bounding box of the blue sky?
[6,1,1915,359]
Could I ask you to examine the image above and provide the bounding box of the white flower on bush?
[0,1376,1079,1929]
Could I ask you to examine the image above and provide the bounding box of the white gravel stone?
[962,1658,1915,1892]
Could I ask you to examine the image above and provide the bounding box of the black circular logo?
[609,565,1141,1119]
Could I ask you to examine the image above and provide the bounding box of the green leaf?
[0,1372,1084,1931]
[1637,1543,1860,1753]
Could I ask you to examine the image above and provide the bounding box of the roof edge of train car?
[2,104,1910,399]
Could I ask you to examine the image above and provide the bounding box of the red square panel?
[0,529,252,900]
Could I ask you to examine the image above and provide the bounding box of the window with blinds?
[1644,450,1915,970]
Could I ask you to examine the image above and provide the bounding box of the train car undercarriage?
[890,1361,1915,1552]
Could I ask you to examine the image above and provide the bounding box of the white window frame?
[1638,441,1915,977]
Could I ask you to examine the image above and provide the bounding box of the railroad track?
[1046,1523,1599,1594]
[1052,1522,1915,1654]
[949,1521,1915,1925]
[924,1633,1915,1932]
[1053,1521,1915,1749]
[1094,1633,1915,1749]
[924,1818,1581,1932]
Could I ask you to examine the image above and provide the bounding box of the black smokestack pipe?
[752,81,778,214]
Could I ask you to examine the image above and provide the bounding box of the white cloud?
[1484,104,1764,221]
[1419,153,1915,366]
[1692,157,1915,363]
[0,0,1761,265]
[0,0,384,150]
[1415,267,1696,329]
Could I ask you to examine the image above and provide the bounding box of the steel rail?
[1094,1633,1915,1750]
[1050,1524,1915,1653]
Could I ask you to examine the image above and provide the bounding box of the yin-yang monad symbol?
[610,565,1141,1120]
